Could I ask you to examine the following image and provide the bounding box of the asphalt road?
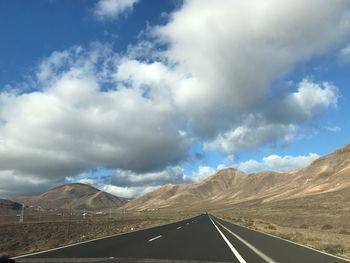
[15,214,350,263]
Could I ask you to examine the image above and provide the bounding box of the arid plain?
[1,143,350,259]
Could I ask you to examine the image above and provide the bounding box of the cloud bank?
[94,0,140,20]
[238,153,320,174]
[1,0,350,197]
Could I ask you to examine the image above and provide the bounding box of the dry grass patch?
[215,208,350,260]
[0,217,174,257]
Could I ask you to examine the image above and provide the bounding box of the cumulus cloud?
[324,126,342,132]
[94,0,140,20]
[1,0,350,197]
[0,171,61,197]
[338,43,350,62]
[0,45,189,197]
[280,80,338,121]
[238,153,320,174]
[101,184,157,199]
[184,166,217,182]
[204,122,297,154]
[154,0,350,138]
[65,166,190,198]
[111,166,188,187]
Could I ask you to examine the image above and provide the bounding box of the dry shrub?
[290,231,304,242]
[321,224,333,230]
[299,224,309,229]
[232,217,242,223]
[278,231,304,242]
[339,229,350,235]
[244,219,254,227]
[323,244,345,255]
[278,233,293,240]
[265,223,277,230]
[45,239,60,249]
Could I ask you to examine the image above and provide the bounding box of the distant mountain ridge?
[0,199,22,215]
[15,183,127,211]
[124,143,350,211]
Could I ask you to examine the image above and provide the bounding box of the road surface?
[15,214,350,262]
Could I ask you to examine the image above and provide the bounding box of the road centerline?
[209,215,247,263]
[148,235,162,242]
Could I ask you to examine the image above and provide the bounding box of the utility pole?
[19,204,24,223]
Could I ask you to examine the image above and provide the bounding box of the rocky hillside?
[125,143,350,210]
[15,183,128,211]
[0,199,23,215]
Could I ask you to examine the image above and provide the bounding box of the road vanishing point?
[14,214,350,263]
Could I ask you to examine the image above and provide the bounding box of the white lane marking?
[13,216,197,259]
[216,217,350,263]
[148,235,162,242]
[177,226,182,229]
[213,218,277,263]
[209,216,246,263]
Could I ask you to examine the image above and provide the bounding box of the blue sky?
[1,0,350,198]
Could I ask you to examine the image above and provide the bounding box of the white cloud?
[111,166,187,187]
[265,79,338,124]
[238,153,320,174]
[338,43,350,62]
[154,0,350,138]
[1,0,350,196]
[324,126,342,132]
[286,79,338,119]
[0,45,189,194]
[65,176,97,186]
[204,122,297,154]
[184,166,217,182]
[0,170,59,198]
[101,184,157,198]
[94,0,140,20]
[217,155,239,170]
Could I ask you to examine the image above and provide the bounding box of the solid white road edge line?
[209,215,247,263]
[215,216,350,263]
[148,235,162,242]
[213,218,277,263]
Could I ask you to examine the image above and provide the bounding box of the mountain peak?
[0,199,23,215]
[203,168,247,182]
[125,142,350,211]
[15,183,127,211]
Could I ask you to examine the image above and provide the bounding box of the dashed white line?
[177,226,182,229]
[209,215,247,263]
[213,219,277,263]
[148,235,162,242]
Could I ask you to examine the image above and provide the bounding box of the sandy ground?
[0,215,174,258]
[214,192,350,260]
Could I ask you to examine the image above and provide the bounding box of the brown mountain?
[15,183,127,211]
[125,143,350,211]
[0,199,23,215]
